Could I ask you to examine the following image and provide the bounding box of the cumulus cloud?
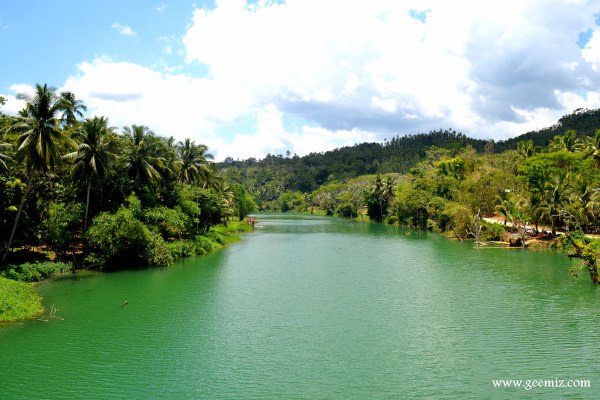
[64,59,219,145]
[111,22,136,36]
[59,58,376,160]
[1,84,32,114]
[582,28,600,71]
[17,1,600,160]
[215,104,378,160]
[181,0,600,140]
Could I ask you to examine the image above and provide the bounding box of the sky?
[1,0,600,161]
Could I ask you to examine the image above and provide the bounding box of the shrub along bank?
[0,277,44,322]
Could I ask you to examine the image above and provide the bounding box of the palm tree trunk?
[195,187,200,234]
[84,177,92,233]
[1,174,34,265]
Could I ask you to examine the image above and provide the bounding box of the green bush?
[233,184,258,221]
[85,205,172,267]
[386,215,399,225]
[279,191,304,212]
[0,277,44,322]
[194,188,231,233]
[178,199,201,230]
[194,235,220,253]
[145,230,174,265]
[143,206,188,238]
[166,240,197,259]
[336,203,356,217]
[206,231,227,245]
[442,202,471,236]
[481,222,505,241]
[1,261,73,282]
[43,202,83,254]
[212,221,252,234]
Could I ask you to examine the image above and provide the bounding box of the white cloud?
[370,96,398,113]
[155,4,168,13]
[22,0,600,161]
[111,22,136,36]
[582,28,600,71]
[214,104,378,160]
[1,84,33,114]
[64,59,221,134]
[180,0,600,144]
[61,57,379,160]
[0,94,25,115]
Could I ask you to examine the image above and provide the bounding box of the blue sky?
[1,1,600,160]
[0,1,200,87]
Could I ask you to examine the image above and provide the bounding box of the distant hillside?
[495,108,600,152]
[220,129,487,185]
[219,108,600,190]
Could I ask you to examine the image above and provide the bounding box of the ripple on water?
[1,214,599,399]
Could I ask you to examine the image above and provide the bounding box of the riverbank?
[0,220,254,323]
[0,277,44,323]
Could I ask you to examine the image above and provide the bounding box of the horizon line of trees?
[218,109,600,197]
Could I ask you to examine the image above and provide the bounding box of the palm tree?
[210,176,235,222]
[1,83,76,264]
[174,138,214,186]
[123,125,169,186]
[64,116,117,232]
[370,175,395,222]
[528,192,545,233]
[369,175,395,222]
[370,175,384,221]
[549,130,577,152]
[494,195,513,225]
[0,141,11,174]
[584,129,600,169]
[540,171,569,235]
[517,139,535,159]
[563,173,599,233]
[382,176,395,201]
[58,91,87,127]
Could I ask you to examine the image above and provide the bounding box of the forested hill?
[219,108,600,189]
[220,129,487,187]
[494,108,600,152]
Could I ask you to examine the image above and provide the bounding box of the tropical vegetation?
[0,84,259,321]
[1,84,599,323]
[219,114,600,284]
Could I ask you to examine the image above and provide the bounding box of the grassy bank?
[164,221,252,260]
[0,277,44,322]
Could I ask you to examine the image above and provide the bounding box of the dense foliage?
[0,84,256,273]
[219,110,600,200]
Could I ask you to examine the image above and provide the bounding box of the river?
[1,214,599,399]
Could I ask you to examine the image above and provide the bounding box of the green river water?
[1,214,599,399]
